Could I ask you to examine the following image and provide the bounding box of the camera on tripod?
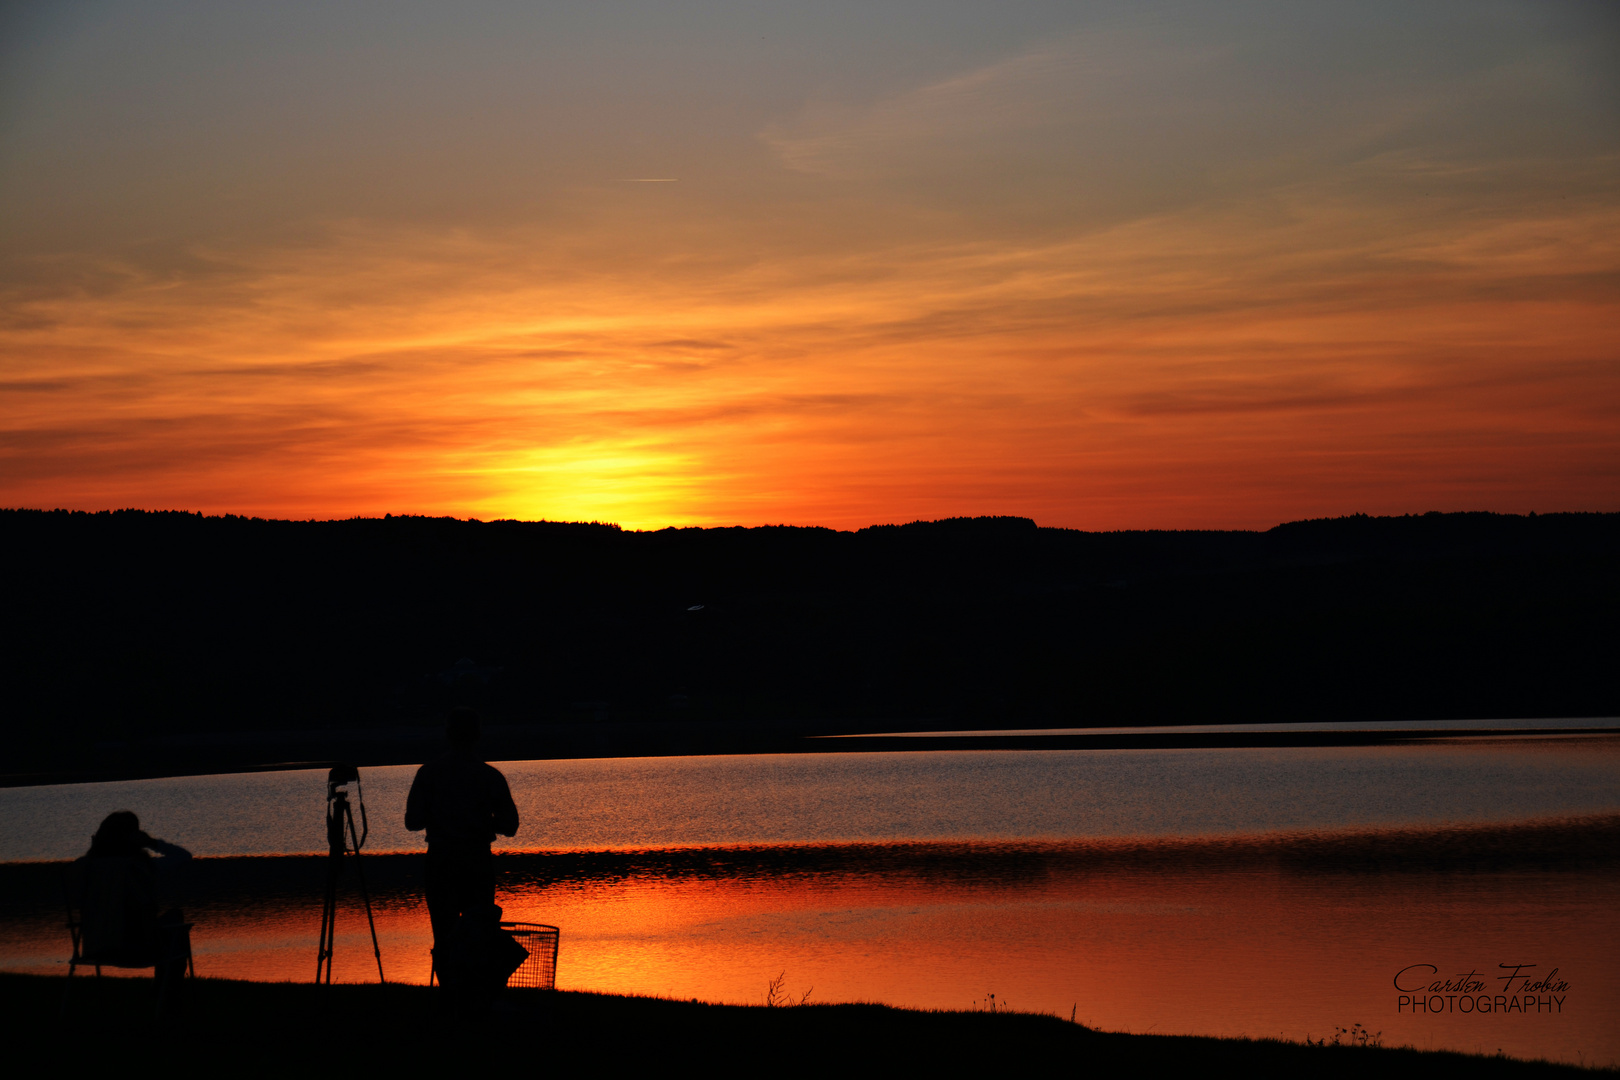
[325,764,366,853]
[316,763,385,984]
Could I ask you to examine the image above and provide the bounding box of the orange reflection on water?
[178,895,434,987]
[494,852,1616,1066]
[1,837,1613,1067]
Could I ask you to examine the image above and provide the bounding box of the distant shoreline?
[5,718,1616,789]
[10,509,1620,784]
[6,815,1617,875]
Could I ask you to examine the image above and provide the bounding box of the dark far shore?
[3,507,1617,784]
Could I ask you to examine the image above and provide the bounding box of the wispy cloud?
[2,3,1617,527]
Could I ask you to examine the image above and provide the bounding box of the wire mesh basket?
[500,922,559,989]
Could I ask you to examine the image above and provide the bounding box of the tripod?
[316,764,385,984]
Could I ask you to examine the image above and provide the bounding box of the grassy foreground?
[0,973,1602,1076]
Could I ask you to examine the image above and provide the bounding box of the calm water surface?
[3,739,1618,860]
[3,739,1616,1066]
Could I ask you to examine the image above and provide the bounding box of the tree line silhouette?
[3,508,1616,777]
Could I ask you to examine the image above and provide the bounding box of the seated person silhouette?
[77,811,192,988]
[405,708,520,974]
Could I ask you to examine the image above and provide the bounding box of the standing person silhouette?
[405,708,520,967]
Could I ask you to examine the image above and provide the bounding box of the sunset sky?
[2,1,1616,529]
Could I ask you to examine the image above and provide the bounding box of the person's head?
[88,810,146,858]
[447,706,481,750]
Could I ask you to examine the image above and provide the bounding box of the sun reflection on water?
[2,830,1614,1066]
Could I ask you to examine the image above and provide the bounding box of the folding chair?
[62,863,194,1016]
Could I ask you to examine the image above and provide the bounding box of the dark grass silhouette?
[0,973,1601,1076]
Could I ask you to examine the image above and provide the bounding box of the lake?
[3,733,1617,1066]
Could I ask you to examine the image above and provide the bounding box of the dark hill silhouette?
[3,508,1616,779]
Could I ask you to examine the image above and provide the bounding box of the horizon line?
[2,506,1612,535]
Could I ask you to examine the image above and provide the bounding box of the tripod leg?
[322,867,335,984]
[317,846,342,983]
[346,801,386,984]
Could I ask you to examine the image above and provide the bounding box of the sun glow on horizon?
[2,3,1617,528]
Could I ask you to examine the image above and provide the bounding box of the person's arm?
[491,771,519,838]
[144,837,192,862]
[405,765,430,832]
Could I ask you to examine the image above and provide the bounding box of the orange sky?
[2,2,1617,529]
